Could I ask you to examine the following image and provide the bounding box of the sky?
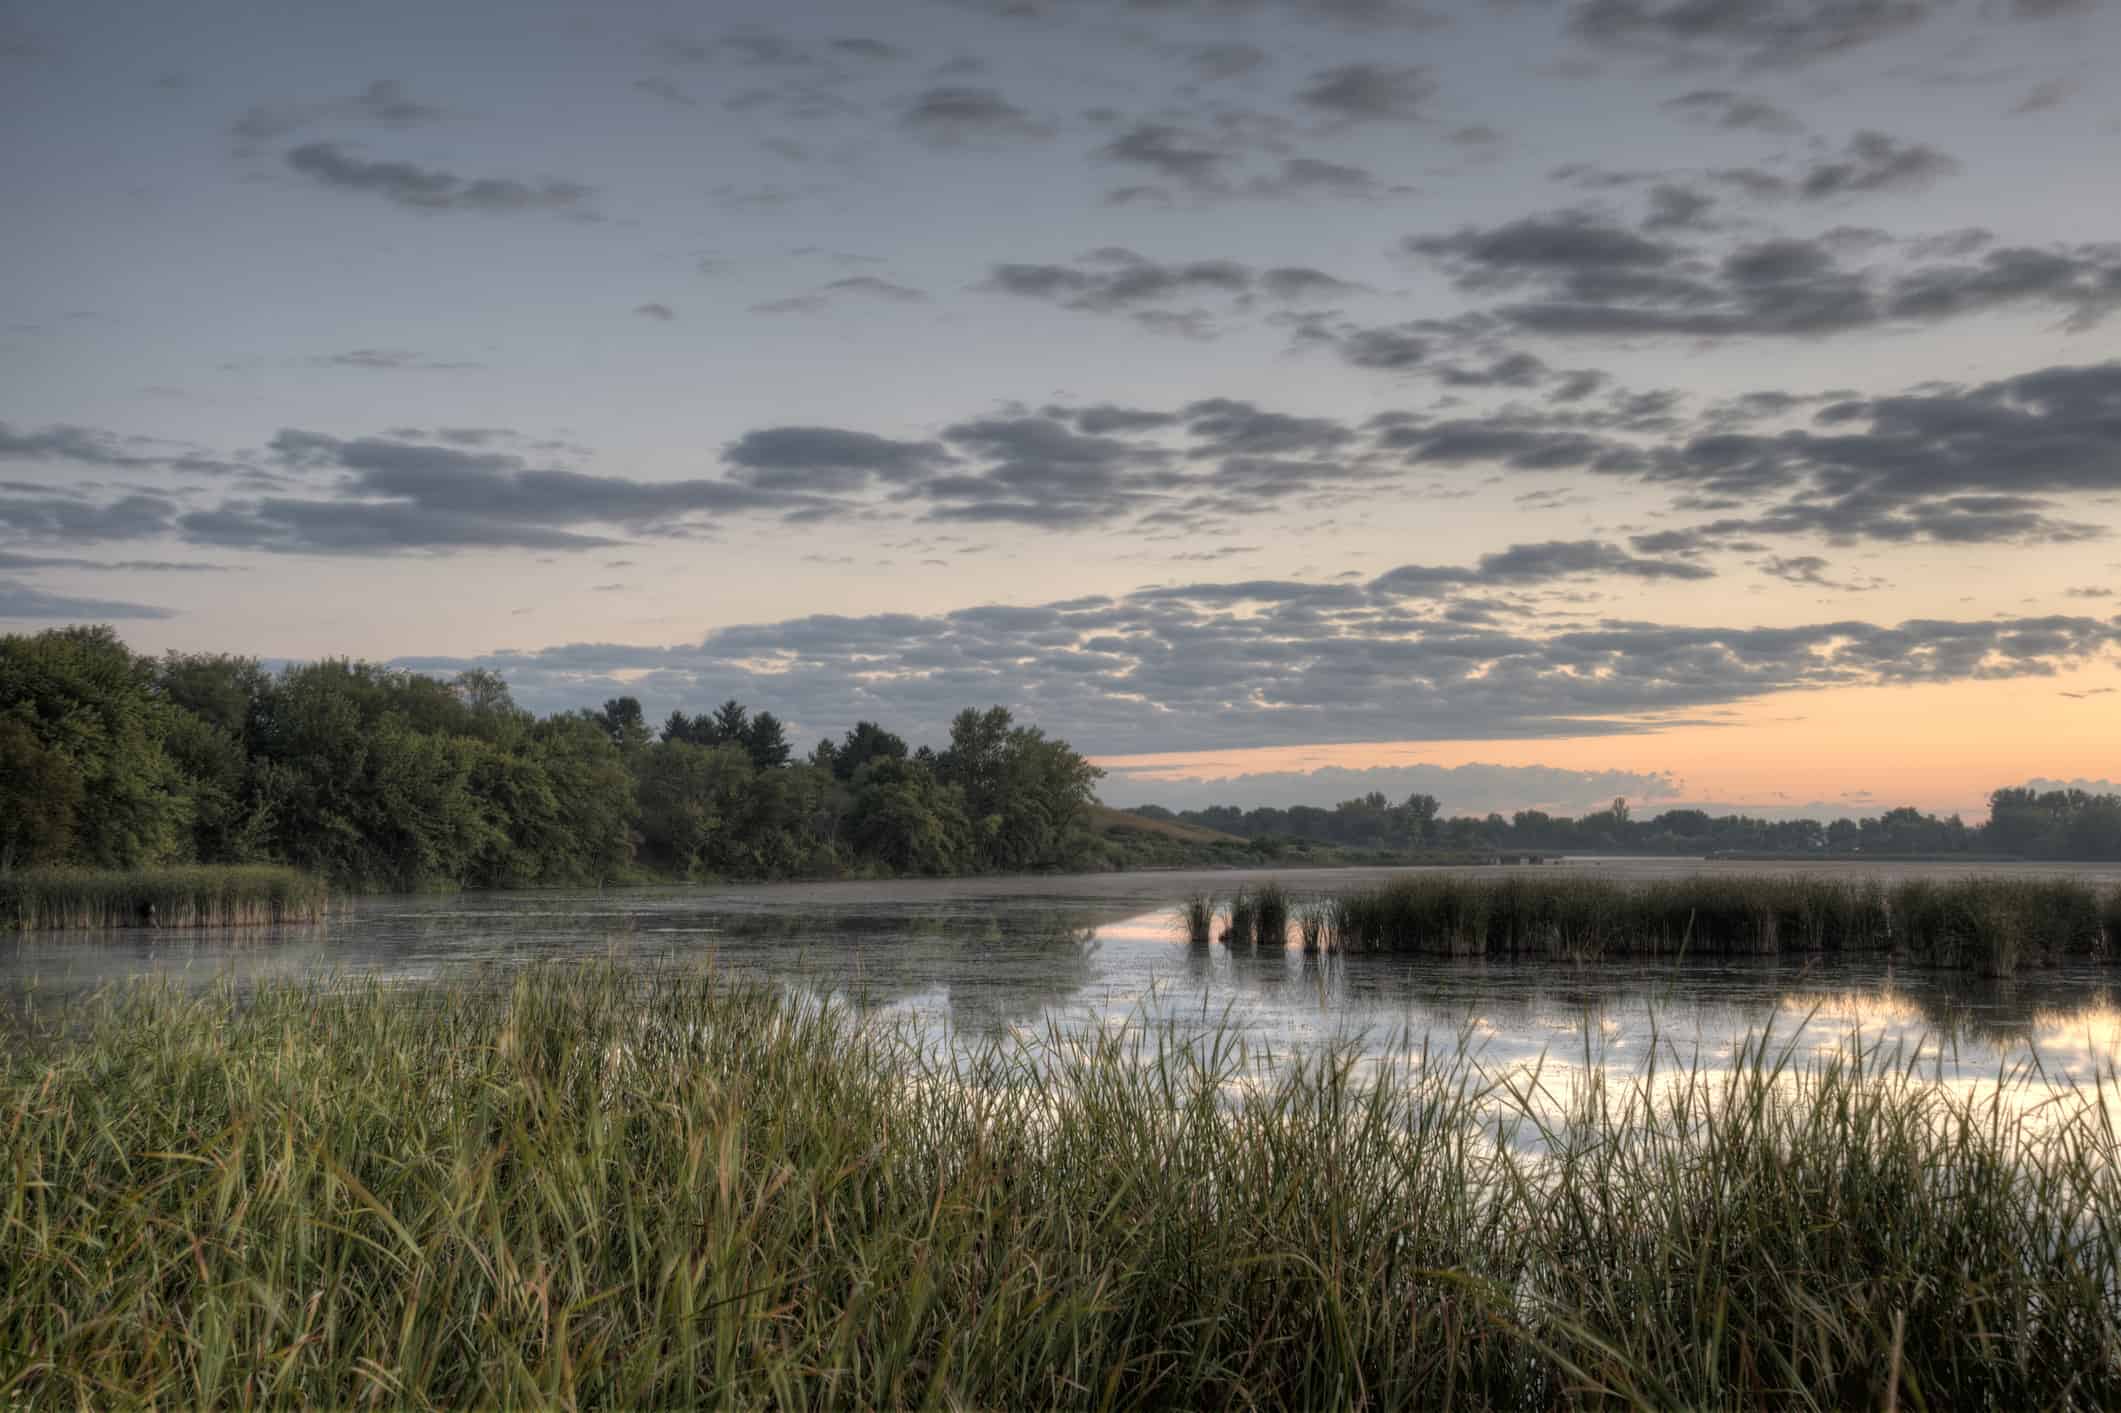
[4,0,2120,820]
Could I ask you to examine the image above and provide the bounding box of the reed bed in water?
[1252,882,1290,949]
[1325,872,2117,968]
[1222,887,1257,946]
[0,865,335,931]
[3,964,2118,1409]
[1174,892,1216,946]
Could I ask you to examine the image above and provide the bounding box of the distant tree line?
[1135,785,2121,862]
[0,626,1104,888]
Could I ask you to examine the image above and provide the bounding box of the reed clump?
[1252,882,1289,948]
[1325,872,2110,969]
[0,865,335,931]
[1222,887,1256,946]
[1296,900,1327,954]
[1174,892,1216,946]
[2,965,2117,1410]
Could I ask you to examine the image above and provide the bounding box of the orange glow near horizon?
[1091,669,2121,817]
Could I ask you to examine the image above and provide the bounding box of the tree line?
[0,626,1105,888]
[1136,785,2121,861]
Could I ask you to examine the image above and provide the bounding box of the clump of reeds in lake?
[1296,899,1328,954]
[1221,888,1256,946]
[1324,872,2113,969]
[1252,882,1289,948]
[3,964,2118,1410]
[0,865,335,931]
[1174,892,1216,945]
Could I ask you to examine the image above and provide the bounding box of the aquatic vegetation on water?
[0,865,335,931]
[1222,888,1257,947]
[1174,892,1216,946]
[1326,872,2117,969]
[1252,882,1289,949]
[3,963,2118,1409]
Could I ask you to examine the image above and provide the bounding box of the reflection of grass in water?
[8,963,2120,1410]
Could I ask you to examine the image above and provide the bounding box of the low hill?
[1086,804,1244,845]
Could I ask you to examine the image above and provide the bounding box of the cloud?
[981,250,1361,333]
[633,303,677,321]
[1097,123,1233,190]
[1371,540,1715,592]
[400,578,2121,755]
[284,143,593,216]
[899,86,1048,145]
[1294,63,1436,124]
[0,493,177,542]
[1788,131,1960,200]
[1661,88,1805,133]
[170,429,844,554]
[231,79,446,142]
[1567,0,1942,69]
[750,276,932,315]
[1405,210,2121,339]
[0,579,176,620]
[722,427,951,492]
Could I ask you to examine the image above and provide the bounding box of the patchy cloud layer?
[400,577,2121,753]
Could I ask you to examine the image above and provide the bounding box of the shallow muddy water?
[7,859,2121,1113]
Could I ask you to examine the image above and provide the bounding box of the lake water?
[8,859,2121,1121]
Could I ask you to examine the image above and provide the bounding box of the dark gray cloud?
[0,422,165,469]
[171,429,832,553]
[1568,0,1942,69]
[1295,63,1436,124]
[0,578,176,621]
[284,142,593,215]
[1661,88,1805,133]
[0,493,177,542]
[1372,539,1716,592]
[982,250,1360,332]
[723,427,951,492]
[632,303,677,321]
[899,86,1048,145]
[1097,123,1233,190]
[1405,210,2121,338]
[1760,130,1962,200]
[231,79,446,142]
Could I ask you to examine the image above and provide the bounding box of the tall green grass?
[2,966,2117,1409]
[1222,887,1257,946]
[0,865,335,931]
[1326,872,2116,968]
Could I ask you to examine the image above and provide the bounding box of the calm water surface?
[8,859,2121,1116]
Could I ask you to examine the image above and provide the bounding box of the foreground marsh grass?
[4,965,2120,1409]
[0,865,335,931]
[1326,872,2119,969]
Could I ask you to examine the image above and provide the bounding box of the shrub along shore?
[0,865,336,931]
[1189,873,2121,976]
[3,965,2116,1409]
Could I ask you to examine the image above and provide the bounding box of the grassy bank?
[0,865,335,931]
[4,966,2118,1408]
[1321,873,2117,972]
